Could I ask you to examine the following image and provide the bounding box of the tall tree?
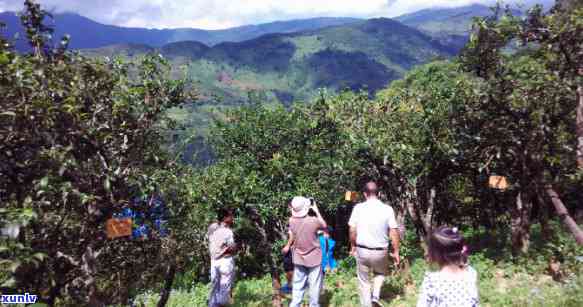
[460,2,583,249]
[325,62,480,238]
[0,1,198,304]
[194,101,358,306]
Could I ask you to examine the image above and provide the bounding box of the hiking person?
[318,227,337,294]
[348,181,400,307]
[281,217,294,294]
[282,196,327,307]
[417,226,478,307]
[280,250,294,294]
[208,208,238,307]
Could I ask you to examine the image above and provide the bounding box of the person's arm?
[222,230,238,256]
[389,228,400,265]
[311,203,327,229]
[349,226,357,256]
[228,229,239,252]
[226,243,238,254]
[348,205,358,256]
[388,208,400,265]
[282,231,294,254]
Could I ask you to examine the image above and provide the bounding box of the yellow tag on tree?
[345,191,358,202]
[489,176,509,190]
[106,218,132,239]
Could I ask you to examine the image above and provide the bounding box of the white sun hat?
[291,196,310,218]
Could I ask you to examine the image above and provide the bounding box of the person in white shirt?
[348,181,400,307]
[208,208,238,307]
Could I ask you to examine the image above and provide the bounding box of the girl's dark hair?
[427,226,467,267]
[217,208,234,222]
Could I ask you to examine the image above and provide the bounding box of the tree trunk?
[335,203,350,245]
[576,206,583,223]
[270,266,283,307]
[247,207,283,307]
[396,210,407,240]
[544,185,583,245]
[156,262,177,307]
[577,84,583,168]
[404,185,435,254]
[536,192,552,240]
[510,191,532,255]
[403,186,430,237]
[404,198,424,237]
[81,245,102,307]
[421,187,436,235]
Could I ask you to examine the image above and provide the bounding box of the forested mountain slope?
[0,11,359,50]
[85,17,455,106]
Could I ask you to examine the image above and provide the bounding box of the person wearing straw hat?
[282,196,327,307]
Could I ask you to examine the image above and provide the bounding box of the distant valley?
[0,3,552,108]
[0,3,520,163]
[0,4,505,107]
[84,17,456,105]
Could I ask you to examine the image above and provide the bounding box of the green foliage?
[167,3,582,304]
[188,100,362,277]
[321,61,482,236]
[2,1,582,306]
[0,2,198,305]
[137,252,583,306]
[84,17,458,152]
[399,220,424,260]
[458,2,583,254]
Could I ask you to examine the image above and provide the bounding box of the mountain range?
[1,3,546,163]
[397,4,509,36]
[0,4,521,107]
[0,0,560,165]
[0,4,505,54]
[0,4,501,123]
[0,11,360,51]
[83,17,456,104]
[1,2,554,51]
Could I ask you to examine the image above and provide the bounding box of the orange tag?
[489,176,509,190]
[106,218,132,239]
[345,191,358,202]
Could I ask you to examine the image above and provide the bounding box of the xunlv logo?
[0,293,38,304]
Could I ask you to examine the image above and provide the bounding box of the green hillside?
[86,18,454,107]
[394,4,497,52]
[4,2,583,306]
[84,17,457,164]
[396,4,494,36]
[397,1,556,36]
[395,4,532,50]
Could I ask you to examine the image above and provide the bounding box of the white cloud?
[0,0,553,29]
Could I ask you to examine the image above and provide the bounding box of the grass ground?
[136,256,583,307]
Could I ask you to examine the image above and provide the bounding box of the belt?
[356,244,387,251]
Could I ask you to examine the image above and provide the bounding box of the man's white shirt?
[348,198,398,248]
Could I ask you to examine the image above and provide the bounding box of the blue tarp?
[114,195,168,239]
[319,235,337,271]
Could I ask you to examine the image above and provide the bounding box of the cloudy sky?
[0,0,553,29]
